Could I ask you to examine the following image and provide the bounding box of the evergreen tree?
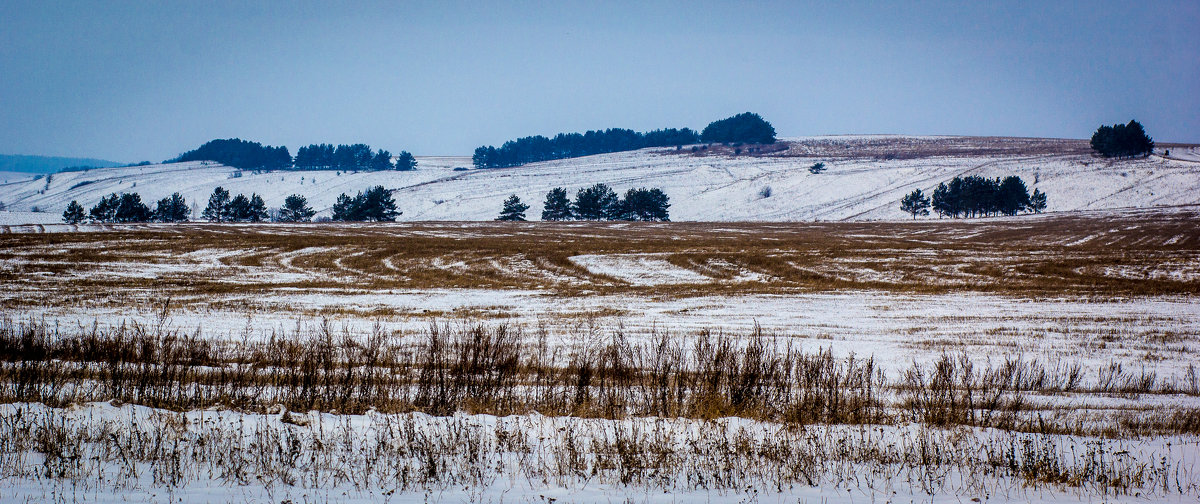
[930,183,951,218]
[1090,120,1154,157]
[227,194,251,221]
[172,138,290,170]
[541,187,573,221]
[331,194,357,221]
[395,151,417,171]
[202,187,231,222]
[278,194,315,222]
[701,112,776,144]
[114,193,153,223]
[809,162,827,174]
[332,186,400,221]
[246,194,268,222]
[997,176,1031,216]
[154,192,189,222]
[89,193,119,222]
[1027,188,1047,213]
[900,189,930,219]
[370,149,394,171]
[573,183,620,220]
[496,195,530,221]
[62,200,85,224]
[618,187,671,221]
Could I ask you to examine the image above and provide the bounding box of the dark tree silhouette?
[1028,189,1047,213]
[900,189,930,219]
[541,187,573,221]
[617,188,671,221]
[700,112,776,144]
[173,138,291,170]
[496,195,530,221]
[573,183,620,220]
[202,187,231,222]
[62,201,85,224]
[1090,120,1154,158]
[395,151,417,171]
[90,194,119,222]
[114,193,153,223]
[472,126,700,169]
[154,193,189,222]
[278,194,315,222]
[332,186,400,221]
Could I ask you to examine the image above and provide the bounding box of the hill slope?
[1,136,1197,226]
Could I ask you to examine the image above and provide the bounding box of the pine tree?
[997,176,1030,216]
[90,194,119,222]
[227,194,250,221]
[1091,119,1154,157]
[247,194,268,222]
[573,183,620,220]
[496,195,529,221]
[808,162,827,174]
[154,193,189,222]
[541,187,573,220]
[278,194,315,222]
[62,200,85,224]
[930,183,951,217]
[1027,188,1047,213]
[203,187,231,222]
[618,187,671,221]
[370,150,394,171]
[900,189,930,219]
[114,193,153,223]
[331,194,357,221]
[395,151,417,171]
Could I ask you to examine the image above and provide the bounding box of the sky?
[1,0,1197,162]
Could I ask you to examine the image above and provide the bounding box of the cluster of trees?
[700,112,776,145]
[1090,120,1154,158]
[172,139,292,171]
[63,192,191,224]
[472,112,777,169]
[528,184,670,221]
[202,187,269,222]
[472,128,700,169]
[899,175,1046,219]
[331,185,400,221]
[171,138,415,171]
[294,144,416,171]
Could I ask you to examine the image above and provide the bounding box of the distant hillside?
[0,154,123,174]
[1,137,1197,226]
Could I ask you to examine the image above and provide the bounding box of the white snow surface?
[3,401,1197,503]
[2,136,1198,226]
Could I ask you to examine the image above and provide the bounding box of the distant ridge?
[0,154,123,174]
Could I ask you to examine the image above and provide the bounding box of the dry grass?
[1,211,1198,312]
[2,317,1196,437]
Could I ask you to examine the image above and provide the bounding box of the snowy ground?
[1,135,1198,226]
[2,402,1197,503]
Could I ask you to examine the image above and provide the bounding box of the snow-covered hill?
[1,136,1197,226]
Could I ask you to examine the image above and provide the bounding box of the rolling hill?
[1,135,1197,228]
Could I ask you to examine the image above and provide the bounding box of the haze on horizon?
[1,0,1196,163]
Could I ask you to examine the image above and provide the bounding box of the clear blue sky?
[1,0,1196,162]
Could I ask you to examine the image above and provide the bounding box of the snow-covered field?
[2,136,1198,227]
[2,137,1199,502]
[3,401,1197,503]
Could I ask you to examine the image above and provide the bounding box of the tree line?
[472,112,777,169]
[170,138,416,171]
[899,175,1047,219]
[63,184,401,224]
[496,184,670,221]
